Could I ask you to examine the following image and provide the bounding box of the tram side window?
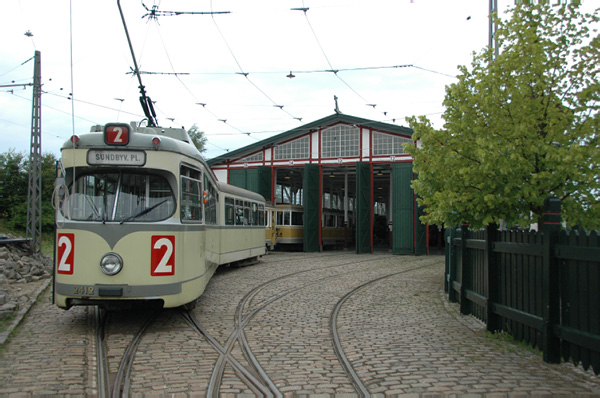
[283,211,291,226]
[181,176,202,222]
[244,201,251,225]
[225,197,235,225]
[276,211,283,226]
[291,211,303,226]
[251,203,257,226]
[235,199,244,225]
[204,176,218,225]
[326,214,335,227]
[258,205,265,226]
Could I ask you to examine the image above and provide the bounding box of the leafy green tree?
[0,149,58,232]
[406,4,600,229]
[0,149,28,219]
[187,124,207,154]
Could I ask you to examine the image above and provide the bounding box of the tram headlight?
[100,253,123,275]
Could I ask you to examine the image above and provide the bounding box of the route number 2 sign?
[57,233,75,275]
[151,235,175,276]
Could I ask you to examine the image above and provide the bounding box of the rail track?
[92,253,438,396]
[329,259,438,397]
[206,253,438,397]
[95,307,160,398]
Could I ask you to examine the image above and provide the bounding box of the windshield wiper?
[120,199,168,224]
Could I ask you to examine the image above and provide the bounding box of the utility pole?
[489,0,499,59]
[26,50,42,253]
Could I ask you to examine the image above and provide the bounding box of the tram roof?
[207,113,414,166]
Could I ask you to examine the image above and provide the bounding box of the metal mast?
[26,50,42,253]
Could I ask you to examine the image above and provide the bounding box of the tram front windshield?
[65,172,175,222]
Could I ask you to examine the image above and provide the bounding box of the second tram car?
[267,204,350,249]
[53,122,266,309]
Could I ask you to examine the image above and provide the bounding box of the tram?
[266,204,350,249]
[53,122,266,309]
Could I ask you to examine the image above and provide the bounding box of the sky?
[0,0,543,160]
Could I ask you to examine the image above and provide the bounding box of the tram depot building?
[208,113,438,255]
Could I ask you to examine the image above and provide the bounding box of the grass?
[485,330,542,357]
[0,218,54,258]
[0,313,16,334]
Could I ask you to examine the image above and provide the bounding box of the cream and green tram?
[54,122,266,310]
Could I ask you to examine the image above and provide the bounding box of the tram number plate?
[73,285,95,296]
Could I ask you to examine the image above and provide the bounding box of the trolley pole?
[26,50,42,253]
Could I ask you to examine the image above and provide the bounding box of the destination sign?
[87,150,146,166]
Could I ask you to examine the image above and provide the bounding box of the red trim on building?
[271,168,276,203]
[368,128,373,162]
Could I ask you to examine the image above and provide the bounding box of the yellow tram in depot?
[53,123,266,309]
[264,204,350,250]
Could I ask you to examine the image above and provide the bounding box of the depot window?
[321,125,359,158]
[275,136,309,160]
[373,132,412,156]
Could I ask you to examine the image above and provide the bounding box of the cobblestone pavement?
[0,251,599,397]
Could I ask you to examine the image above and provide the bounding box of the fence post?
[444,228,450,293]
[459,223,471,315]
[485,223,500,332]
[542,197,561,364]
[448,227,458,302]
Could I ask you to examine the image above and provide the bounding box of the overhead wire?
[0,57,34,79]
[296,7,369,105]
[152,18,255,143]
[208,2,304,128]
[122,1,453,155]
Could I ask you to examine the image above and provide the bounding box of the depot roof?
[207,113,414,166]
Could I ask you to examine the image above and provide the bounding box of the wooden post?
[444,228,451,293]
[485,223,500,332]
[542,197,561,363]
[459,224,471,315]
[448,227,458,302]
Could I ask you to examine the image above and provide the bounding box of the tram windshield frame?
[64,171,176,222]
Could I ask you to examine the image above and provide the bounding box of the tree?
[187,124,207,154]
[405,4,600,230]
[0,149,58,232]
[0,149,28,219]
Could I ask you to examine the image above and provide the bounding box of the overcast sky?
[0,0,548,160]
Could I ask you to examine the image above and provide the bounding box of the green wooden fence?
[445,197,600,375]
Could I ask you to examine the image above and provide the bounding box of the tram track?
[95,307,160,398]
[180,309,272,397]
[206,253,407,397]
[93,254,437,397]
[329,258,438,397]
